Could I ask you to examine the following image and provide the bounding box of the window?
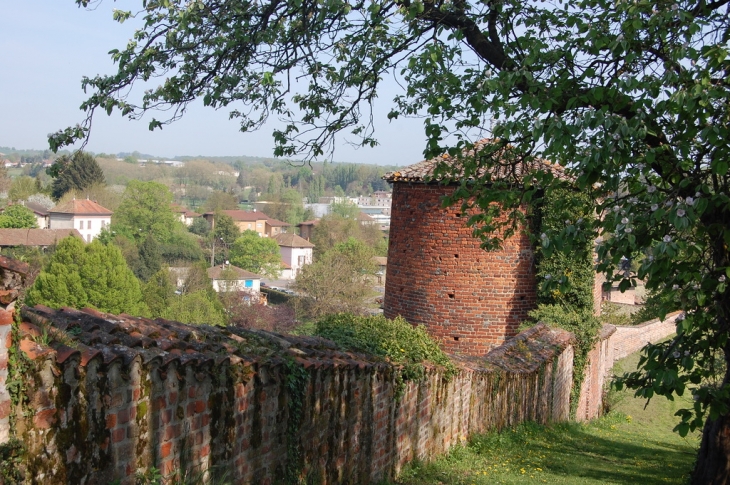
[244,280,253,288]
[79,220,84,230]
[88,220,92,229]
[248,223,252,229]
[86,234,91,242]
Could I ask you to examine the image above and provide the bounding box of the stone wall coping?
[0,254,29,276]
[18,306,574,378]
[483,323,574,373]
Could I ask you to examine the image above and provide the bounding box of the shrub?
[315,313,457,384]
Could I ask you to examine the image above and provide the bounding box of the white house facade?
[49,199,112,243]
[274,233,314,280]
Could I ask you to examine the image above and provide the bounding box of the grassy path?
[391,351,699,485]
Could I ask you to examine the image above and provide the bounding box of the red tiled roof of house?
[265,219,289,227]
[22,201,51,216]
[207,264,261,280]
[0,229,83,247]
[357,212,375,222]
[383,139,569,183]
[297,219,319,227]
[50,199,113,215]
[274,233,315,248]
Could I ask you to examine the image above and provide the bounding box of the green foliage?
[188,217,210,236]
[530,188,598,416]
[25,237,147,315]
[143,268,225,325]
[0,204,38,229]
[159,230,204,264]
[0,438,25,484]
[8,176,41,202]
[630,288,678,326]
[212,213,240,246]
[316,313,457,388]
[284,357,308,484]
[229,230,281,277]
[259,188,308,225]
[529,305,601,415]
[330,200,359,219]
[535,189,595,312]
[310,213,384,257]
[7,308,34,435]
[48,151,105,200]
[600,302,633,327]
[294,239,376,319]
[114,180,182,243]
[136,234,163,282]
[57,0,730,471]
[143,269,176,317]
[201,191,238,212]
[160,290,226,326]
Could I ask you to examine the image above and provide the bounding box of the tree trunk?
[694,411,730,484]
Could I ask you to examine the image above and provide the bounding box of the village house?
[206,264,265,304]
[274,233,314,280]
[49,199,113,242]
[296,219,318,241]
[171,204,201,226]
[203,210,289,238]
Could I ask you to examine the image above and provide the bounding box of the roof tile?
[0,229,83,248]
[383,139,569,183]
[50,199,113,215]
[274,233,315,248]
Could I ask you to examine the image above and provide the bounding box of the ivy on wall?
[531,188,601,416]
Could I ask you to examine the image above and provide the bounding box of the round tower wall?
[383,182,537,356]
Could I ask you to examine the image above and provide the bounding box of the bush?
[315,313,457,383]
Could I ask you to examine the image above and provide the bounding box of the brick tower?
[382,149,565,356]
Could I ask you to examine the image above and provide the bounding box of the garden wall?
[2,306,574,485]
[576,312,681,421]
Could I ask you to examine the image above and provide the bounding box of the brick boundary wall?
[576,311,681,421]
[2,306,573,484]
[384,182,537,355]
[0,309,10,443]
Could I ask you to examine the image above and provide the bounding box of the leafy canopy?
[294,238,377,318]
[0,205,38,229]
[56,0,730,478]
[228,230,281,277]
[113,180,183,243]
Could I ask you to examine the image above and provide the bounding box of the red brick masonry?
[384,183,537,355]
[7,306,574,484]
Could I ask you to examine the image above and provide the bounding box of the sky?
[0,2,427,165]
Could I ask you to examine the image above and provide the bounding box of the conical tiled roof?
[383,139,568,183]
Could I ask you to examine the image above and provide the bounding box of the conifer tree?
[26,236,88,310]
[26,237,147,315]
[48,151,105,200]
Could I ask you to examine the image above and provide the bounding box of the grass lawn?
[391,351,700,485]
